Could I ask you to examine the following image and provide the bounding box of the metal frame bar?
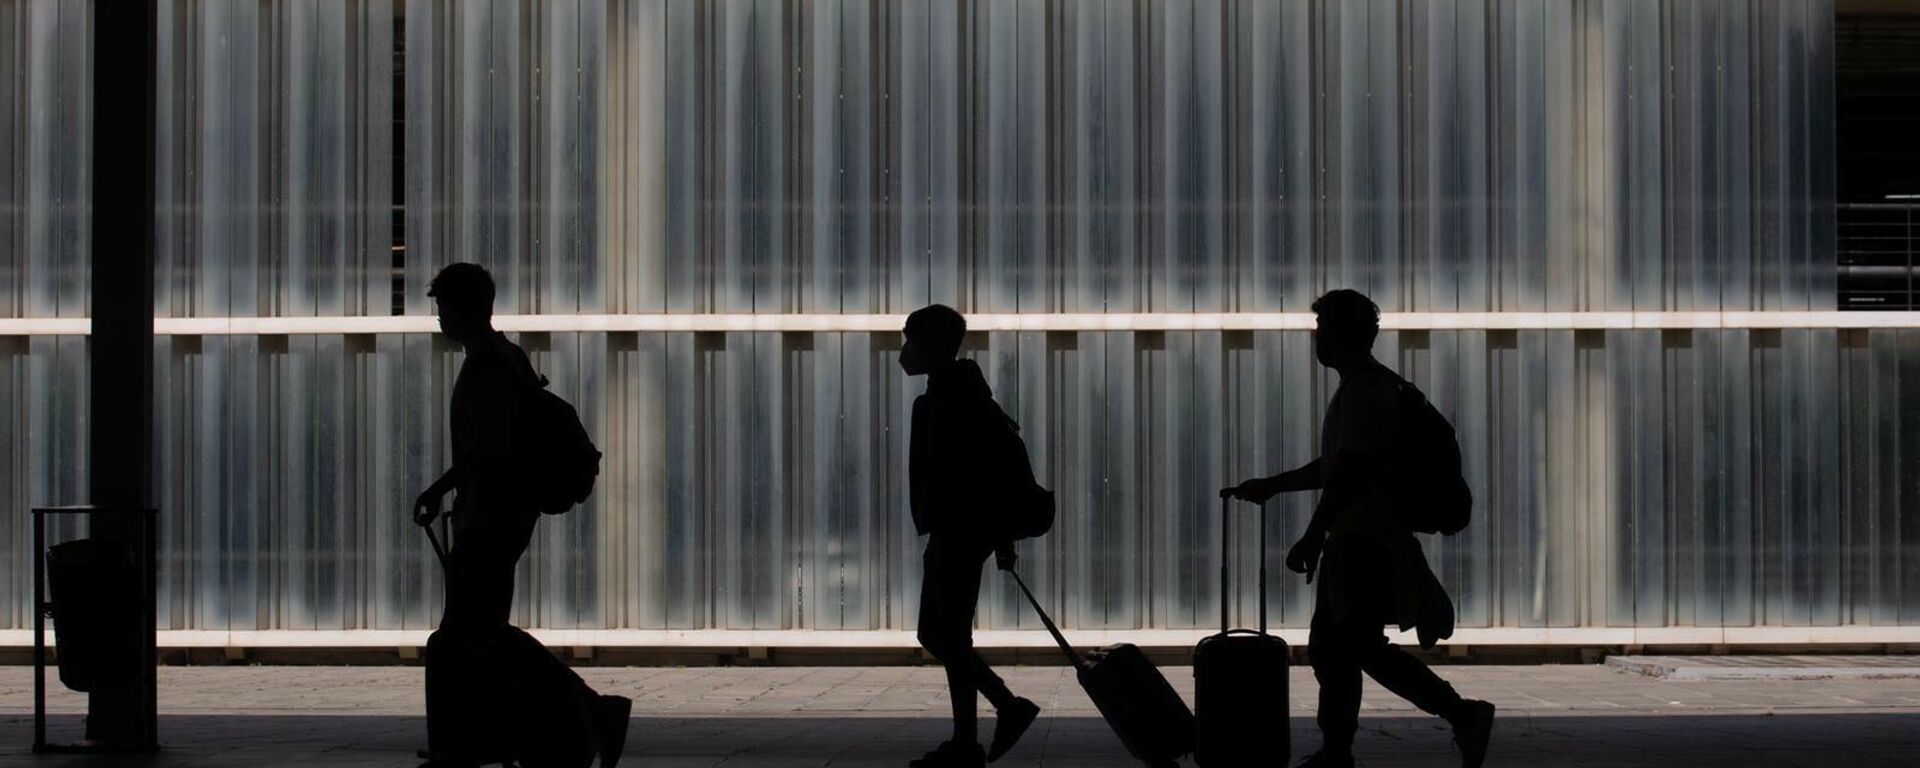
[6,625,1920,650]
[5,311,1920,336]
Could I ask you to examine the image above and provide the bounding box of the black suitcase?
[422,525,598,768]
[1194,497,1290,767]
[1010,570,1196,767]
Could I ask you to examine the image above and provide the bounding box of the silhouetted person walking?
[902,305,1042,768]
[413,262,629,768]
[1224,290,1494,768]
[415,263,542,632]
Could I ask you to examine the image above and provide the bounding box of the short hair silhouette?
[1312,289,1380,348]
[906,304,967,359]
[429,263,497,316]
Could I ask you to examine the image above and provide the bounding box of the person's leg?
[423,628,468,763]
[441,524,519,631]
[1357,636,1493,767]
[439,550,479,630]
[913,548,990,767]
[472,553,518,628]
[913,545,975,744]
[1307,591,1364,757]
[942,658,980,743]
[935,545,1018,707]
[1356,638,1464,717]
[1338,534,1466,720]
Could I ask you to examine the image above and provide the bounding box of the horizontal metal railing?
[3,311,1919,336]
[1840,203,1918,310]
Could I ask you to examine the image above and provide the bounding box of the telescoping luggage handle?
[1010,569,1089,671]
[1219,496,1268,635]
[421,518,451,572]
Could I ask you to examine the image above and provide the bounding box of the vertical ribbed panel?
[2,1,1888,636]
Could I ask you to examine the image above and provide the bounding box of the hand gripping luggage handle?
[1009,569,1088,671]
[1219,496,1269,635]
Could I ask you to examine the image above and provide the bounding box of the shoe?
[596,694,633,768]
[414,749,481,768]
[1294,749,1356,768]
[414,759,479,768]
[908,740,986,768]
[1450,699,1496,768]
[986,697,1040,762]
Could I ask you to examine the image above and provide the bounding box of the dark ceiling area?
[1836,11,1920,202]
[1834,7,1920,310]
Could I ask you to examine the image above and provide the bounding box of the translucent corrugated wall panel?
[2,0,92,629]
[3,1,1887,638]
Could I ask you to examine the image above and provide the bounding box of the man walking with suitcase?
[413,263,630,768]
[901,304,1042,768]
[1224,290,1495,768]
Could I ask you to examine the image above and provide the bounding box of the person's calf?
[1447,699,1495,768]
[985,697,1039,762]
[595,694,633,768]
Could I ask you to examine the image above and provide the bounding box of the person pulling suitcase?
[1222,289,1494,768]
[413,263,629,768]
[899,305,1048,767]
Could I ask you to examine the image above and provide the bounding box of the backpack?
[517,375,602,516]
[981,403,1056,541]
[1394,383,1472,536]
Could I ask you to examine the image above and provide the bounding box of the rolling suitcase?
[1194,497,1290,767]
[422,524,599,768]
[1010,569,1195,767]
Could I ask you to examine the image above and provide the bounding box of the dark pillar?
[87,0,158,749]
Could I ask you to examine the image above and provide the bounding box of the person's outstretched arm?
[1220,457,1324,503]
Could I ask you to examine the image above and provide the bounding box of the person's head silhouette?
[429,263,496,345]
[900,304,966,376]
[1312,289,1380,372]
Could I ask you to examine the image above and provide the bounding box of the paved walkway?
[1606,655,1920,681]
[3,663,1919,766]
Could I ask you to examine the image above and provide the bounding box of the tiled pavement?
[3,663,1919,766]
[1606,655,1920,681]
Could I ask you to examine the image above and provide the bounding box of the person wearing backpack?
[901,304,1044,768]
[412,262,628,768]
[1223,289,1494,768]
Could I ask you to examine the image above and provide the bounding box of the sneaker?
[1294,749,1356,768]
[414,758,481,768]
[414,748,482,767]
[1450,699,1496,768]
[596,694,633,768]
[986,697,1040,762]
[908,740,986,768]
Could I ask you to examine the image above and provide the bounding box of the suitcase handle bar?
[1009,569,1088,671]
[420,517,451,572]
[1220,497,1268,635]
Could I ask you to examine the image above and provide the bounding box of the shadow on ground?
[3,712,1916,767]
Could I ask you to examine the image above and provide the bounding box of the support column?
[87,0,159,749]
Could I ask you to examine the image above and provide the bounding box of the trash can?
[44,538,143,693]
